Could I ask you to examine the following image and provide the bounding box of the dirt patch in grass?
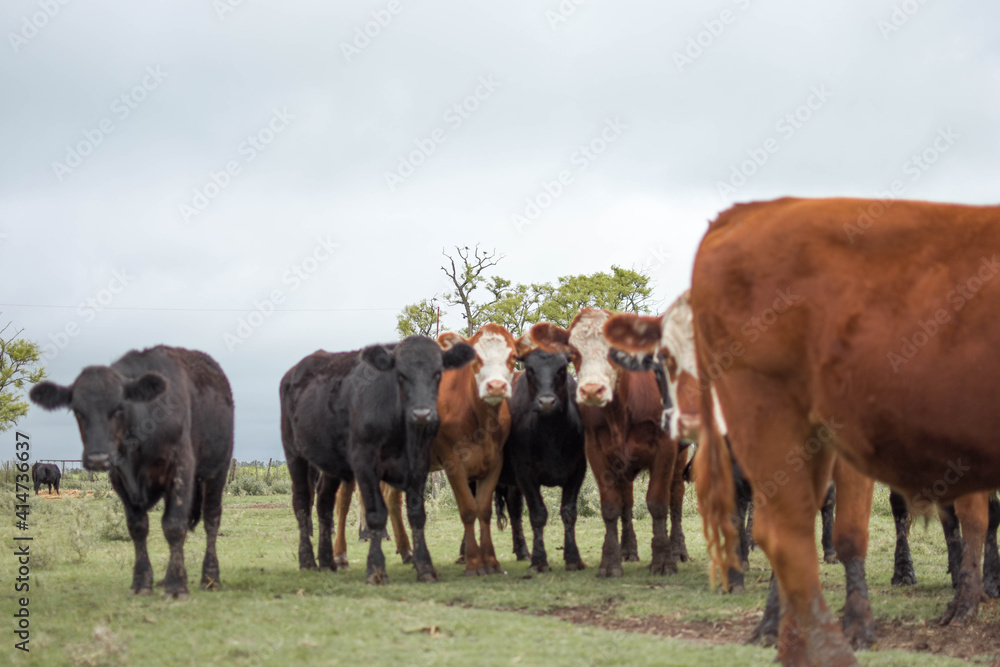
[222,503,286,509]
[39,489,93,499]
[539,602,1000,660]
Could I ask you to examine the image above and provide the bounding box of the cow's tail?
[693,353,739,591]
[495,485,509,531]
[188,480,204,530]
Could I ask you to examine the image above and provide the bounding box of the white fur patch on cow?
[473,330,514,404]
[569,310,617,406]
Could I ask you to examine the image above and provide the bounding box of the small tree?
[395,299,442,339]
[0,318,46,432]
[440,245,504,336]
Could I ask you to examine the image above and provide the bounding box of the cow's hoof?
[465,567,488,577]
[623,552,640,563]
[515,549,530,561]
[164,589,190,601]
[455,555,465,565]
[824,552,839,565]
[334,555,349,569]
[131,586,154,596]
[200,577,221,591]
[528,563,551,574]
[416,568,440,583]
[984,580,1000,599]
[399,550,414,565]
[939,599,978,626]
[891,571,917,587]
[597,565,624,578]
[318,563,335,572]
[746,623,778,647]
[365,570,388,585]
[484,564,505,575]
[565,560,587,571]
[649,560,677,576]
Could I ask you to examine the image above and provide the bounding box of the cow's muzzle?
[84,453,112,471]
[408,408,436,427]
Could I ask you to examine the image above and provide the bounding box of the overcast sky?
[4,0,998,462]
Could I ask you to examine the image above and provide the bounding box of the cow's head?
[438,323,517,406]
[603,292,702,441]
[518,346,572,415]
[30,367,168,471]
[360,335,476,427]
[532,308,617,407]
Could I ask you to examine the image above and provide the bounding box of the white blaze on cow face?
[473,330,514,405]
[569,310,618,407]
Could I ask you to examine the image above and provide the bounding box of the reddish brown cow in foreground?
[532,309,681,577]
[691,197,1000,665]
[432,324,517,576]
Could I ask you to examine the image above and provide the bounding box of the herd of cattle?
[28,197,1000,666]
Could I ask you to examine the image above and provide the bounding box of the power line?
[0,303,400,313]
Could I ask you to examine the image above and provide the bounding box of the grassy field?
[1,471,996,666]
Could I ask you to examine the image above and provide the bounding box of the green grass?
[0,480,990,666]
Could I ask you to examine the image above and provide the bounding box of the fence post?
[265,458,272,484]
[229,458,237,483]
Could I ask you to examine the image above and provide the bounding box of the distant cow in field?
[432,324,517,576]
[499,341,588,573]
[532,308,681,578]
[32,462,61,495]
[280,336,475,584]
[30,345,234,598]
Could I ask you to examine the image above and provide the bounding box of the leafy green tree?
[0,319,46,432]
[537,265,655,327]
[395,299,442,338]
[478,277,547,338]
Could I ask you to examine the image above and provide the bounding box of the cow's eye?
[109,406,123,419]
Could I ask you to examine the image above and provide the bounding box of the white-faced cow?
[432,324,518,576]
[531,308,682,577]
[30,346,234,598]
[280,336,475,584]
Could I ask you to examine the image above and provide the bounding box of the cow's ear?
[436,332,467,350]
[530,323,572,354]
[124,372,168,402]
[607,347,654,372]
[513,335,536,361]
[442,342,476,370]
[603,314,662,354]
[29,382,73,410]
[360,345,395,371]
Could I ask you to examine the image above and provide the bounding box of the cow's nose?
[85,453,111,471]
[485,380,508,396]
[410,408,433,425]
[536,395,557,413]
[578,383,607,405]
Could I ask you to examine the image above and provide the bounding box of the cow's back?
[693,197,1000,498]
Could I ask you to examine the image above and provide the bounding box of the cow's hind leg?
[889,490,917,586]
[288,456,318,570]
[199,468,227,590]
[821,484,838,564]
[984,494,1000,598]
[316,474,339,571]
[746,572,780,646]
[832,459,876,650]
[561,464,587,571]
[505,485,530,561]
[522,479,550,573]
[940,493,987,626]
[670,445,689,563]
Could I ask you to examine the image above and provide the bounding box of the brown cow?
[432,324,517,576]
[690,197,1000,665]
[332,479,412,568]
[532,308,680,577]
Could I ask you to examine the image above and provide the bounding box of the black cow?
[32,462,61,495]
[30,346,234,598]
[279,336,475,584]
[498,348,587,573]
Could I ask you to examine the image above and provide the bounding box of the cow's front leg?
[200,469,228,590]
[121,499,154,594]
[406,480,439,583]
[474,459,504,575]
[357,471,389,585]
[669,445,689,562]
[443,457,485,575]
[316,474,339,571]
[620,479,639,562]
[162,466,195,599]
[647,444,677,576]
